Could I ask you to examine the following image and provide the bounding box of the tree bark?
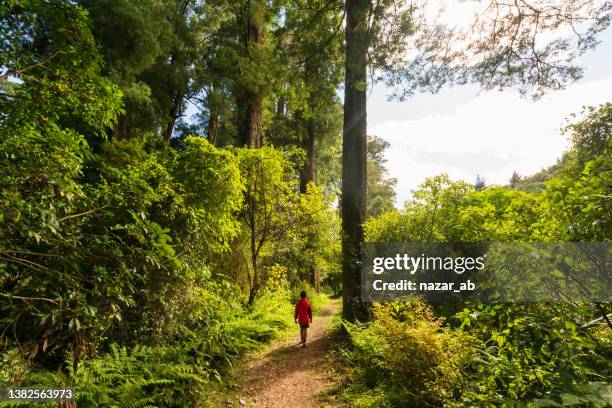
[248,195,258,305]
[207,106,219,146]
[342,0,369,322]
[300,118,316,193]
[300,58,317,192]
[311,266,320,293]
[236,90,263,148]
[237,1,265,148]
[112,114,128,140]
[163,91,183,145]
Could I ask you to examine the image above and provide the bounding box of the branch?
[581,313,612,329]
[0,292,58,305]
[0,51,63,81]
[58,204,109,223]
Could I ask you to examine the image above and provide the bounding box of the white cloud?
[369,76,612,207]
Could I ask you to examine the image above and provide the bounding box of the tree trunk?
[112,114,128,140]
[207,106,219,146]
[276,92,285,116]
[311,266,320,293]
[237,1,265,148]
[300,58,317,192]
[236,90,263,148]
[341,0,369,322]
[300,118,316,193]
[163,91,182,145]
[248,256,258,305]
[248,195,258,305]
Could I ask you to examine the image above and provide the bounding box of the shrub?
[455,302,612,405]
[342,301,471,407]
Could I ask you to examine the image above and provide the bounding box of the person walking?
[294,291,313,348]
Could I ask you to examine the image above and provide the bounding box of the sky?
[369,26,612,207]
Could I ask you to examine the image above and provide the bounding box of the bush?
[455,302,612,405]
[340,301,471,407]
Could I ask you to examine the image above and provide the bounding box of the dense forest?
[1,0,611,407]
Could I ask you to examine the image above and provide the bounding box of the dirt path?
[237,298,341,408]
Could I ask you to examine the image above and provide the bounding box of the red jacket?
[294,298,312,325]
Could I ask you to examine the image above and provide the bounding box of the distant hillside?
[506,153,569,192]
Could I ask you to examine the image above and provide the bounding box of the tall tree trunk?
[248,195,258,306]
[300,61,318,290]
[207,106,219,146]
[342,0,369,322]
[311,266,320,293]
[112,114,128,140]
[300,118,316,193]
[276,92,285,116]
[163,91,182,145]
[237,1,265,148]
[236,90,263,147]
[299,115,317,291]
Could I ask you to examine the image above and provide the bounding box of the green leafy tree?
[509,171,523,189]
[367,135,397,217]
[233,0,273,147]
[279,183,340,291]
[81,0,173,139]
[0,0,125,368]
[235,146,299,303]
[232,146,338,303]
[539,103,611,242]
[273,0,344,190]
[357,108,612,405]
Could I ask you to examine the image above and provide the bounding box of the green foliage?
[540,103,611,242]
[173,137,244,258]
[564,103,611,166]
[367,135,397,217]
[287,183,341,287]
[348,106,612,407]
[0,0,124,132]
[1,290,294,407]
[3,1,609,406]
[530,382,612,407]
[455,303,611,405]
[81,0,173,135]
[69,344,208,408]
[338,298,611,407]
[72,290,291,408]
[226,146,339,303]
[340,301,471,407]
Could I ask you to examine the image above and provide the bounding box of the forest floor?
[233,296,342,408]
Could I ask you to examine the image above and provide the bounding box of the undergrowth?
[0,290,293,408]
[328,301,612,408]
